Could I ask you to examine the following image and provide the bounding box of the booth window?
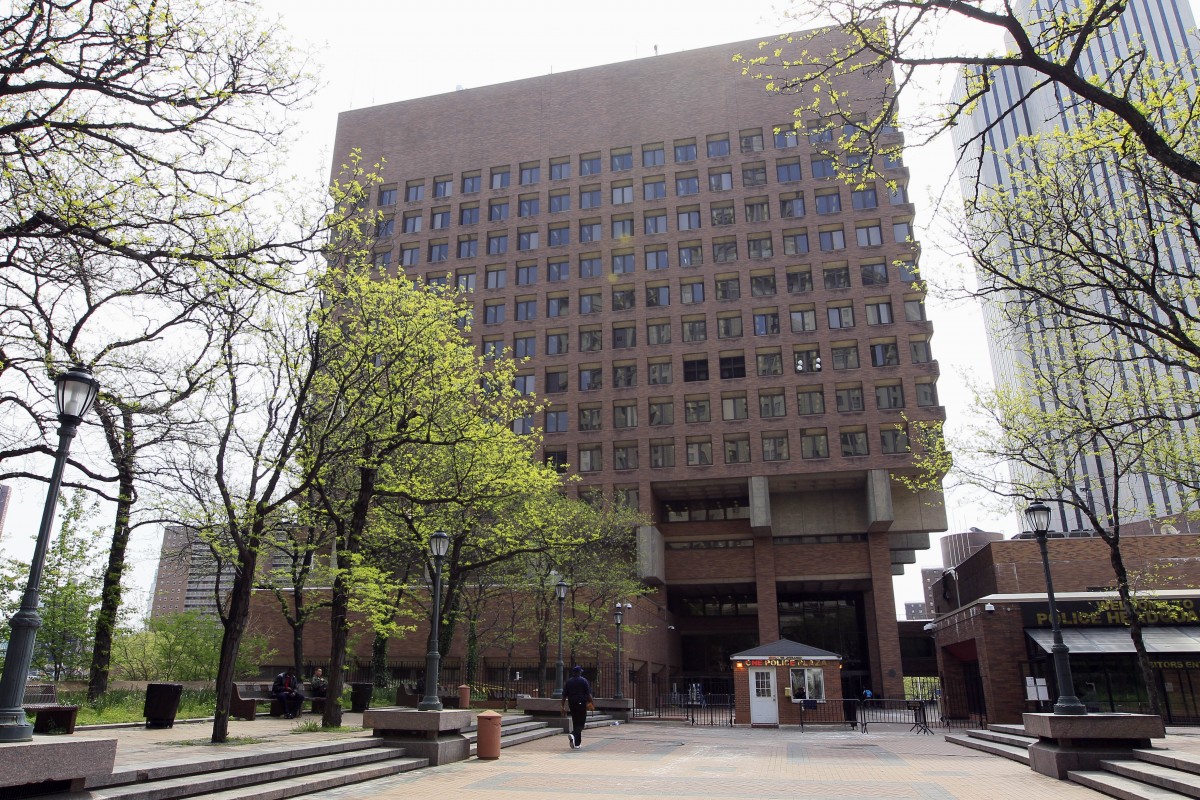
[790,668,826,700]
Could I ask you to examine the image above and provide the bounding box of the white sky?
[5,0,1197,615]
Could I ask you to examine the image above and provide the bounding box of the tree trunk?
[1109,536,1164,716]
[87,411,136,701]
[466,617,478,688]
[372,633,389,687]
[211,547,256,743]
[292,615,305,676]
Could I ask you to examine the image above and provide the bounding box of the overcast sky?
[5,0,1197,614]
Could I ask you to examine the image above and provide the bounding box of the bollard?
[476,710,502,759]
[458,684,471,710]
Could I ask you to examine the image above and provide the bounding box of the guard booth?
[730,639,843,726]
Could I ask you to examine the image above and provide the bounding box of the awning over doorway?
[1026,626,1200,654]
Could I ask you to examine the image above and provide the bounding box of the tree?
[110,611,273,681]
[0,0,319,700]
[0,491,103,680]
[261,515,336,675]
[735,0,1200,190]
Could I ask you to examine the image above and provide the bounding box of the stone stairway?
[463,712,618,755]
[57,738,426,800]
[947,724,1200,799]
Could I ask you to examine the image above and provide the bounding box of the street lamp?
[613,601,631,700]
[419,530,450,711]
[552,580,568,699]
[1026,500,1086,715]
[0,365,100,743]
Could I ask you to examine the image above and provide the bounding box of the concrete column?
[749,476,772,533]
[865,469,894,532]
[636,525,665,585]
[867,528,905,698]
[749,477,778,643]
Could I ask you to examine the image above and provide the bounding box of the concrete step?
[989,723,1030,737]
[944,732,1031,765]
[1099,759,1200,799]
[1070,769,1195,800]
[964,728,1037,748]
[83,745,419,800]
[166,758,428,800]
[89,737,382,789]
[1137,749,1200,778]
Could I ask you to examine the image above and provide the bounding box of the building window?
[513,374,535,395]
[783,231,809,255]
[762,434,790,461]
[650,440,675,468]
[911,338,933,363]
[647,321,671,345]
[899,260,920,283]
[724,436,751,463]
[548,259,569,282]
[852,187,878,209]
[881,426,910,454]
[613,325,637,349]
[405,181,425,201]
[753,311,780,336]
[777,159,802,182]
[490,168,510,190]
[815,191,841,215]
[485,267,506,289]
[614,403,638,428]
[579,292,602,315]
[861,262,889,285]
[379,187,398,206]
[578,445,602,472]
[550,159,571,180]
[580,154,601,175]
[715,277,740,301]
[612,184,634,206]
[644,178,667,201]
[819,228,846,252]
[546,332,568,354]
[547,296,569,317]
[774,127,799,148]
[613,363,637,387]
[811,157,836,178]
[579,367,603,391]
[740,129,764,152]
[518,230,539,251]
[686,440,713,466]
[482,338,503,360]
[614,444,638,470]
[742,163,767,187]
[520,164,540,185]
[876,384,905,409]
[871,342,901,367]
[550,191,571,213]
[431,209,450,229]
[648,362,672,385]
[401,245,419,266]
[580,221,602,242]
[759,391,786,418]
[682,318,707,342]
[856,224,884,247]
[894,221,913,242]
[545,409,567,432]
[683,357,709,382]
[794,347,822,373]
[674,141,698,162]
[402,211,422,234]
[684,398,711,423]
[579,407,601,431]
[612,217,634,238]
[679,243,703,266]
[486,233,508,255]
[518,196,540,217]
[676,174,700,195]
[579,328,602,351]
[820,267,849,290]
[681,281,705,304]
[515,298,536,321]
[512,415,533,435]
[488,200,509,222]
[916,382,939,406]
[643,144,665,167]
[840,430,869,457]
[644,212,668,234]
[649,401,673,426]
[373,251,392,268]
[757,352,783,376]
[428,242,449,262]
[832,345,859,370]
[796,389,825,415]
[866,301,894,325]
[801,430,829,459]
[709,167,733,191]
[713,239,737,263]
[544,369,568,392]
[827,305,855,329]
[462,173,481,193]
[746,200,770,224]
[645,247,669,270]
[545,448,568,471]
[719,355,746,379]
[790,307,817,332]
[549,224,570,246]
[612,288,635,310]
[460,206,479,225]
[645,285,669,308]
[376,217,395,238]
[456,237,476,259]
[580,187,602,208]
[710,203,734,227]
[836,386,864,412]
[781,193,805,218]
[707,136,731,157]
[905,299,927,321]
[722,395,748,420]
[717,314,743,339]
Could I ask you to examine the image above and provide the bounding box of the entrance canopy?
[1026,626,1200,654]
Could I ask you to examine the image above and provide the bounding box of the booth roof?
[729,639,841,660]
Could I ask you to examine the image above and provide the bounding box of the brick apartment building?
[927,533,1200,724]
[254,30,948,700]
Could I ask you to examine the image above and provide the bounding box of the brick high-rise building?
[331,31,947,698]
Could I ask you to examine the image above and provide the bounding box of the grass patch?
[58,688,216,725]
[289,720,359,734]
[168,736,265,747]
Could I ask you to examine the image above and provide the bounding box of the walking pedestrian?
[560,665,592,749]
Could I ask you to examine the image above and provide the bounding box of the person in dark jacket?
[560,665,592,749]
[272,667,305,718]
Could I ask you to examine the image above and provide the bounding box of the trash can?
[350,682,373,713]
[475,710,502,759]
[144,683,184,729]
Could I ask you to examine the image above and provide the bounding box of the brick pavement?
[67,715,1200,799]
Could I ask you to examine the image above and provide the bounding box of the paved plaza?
[68,713,1200,799]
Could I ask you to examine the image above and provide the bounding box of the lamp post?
[552,580,568,699]
[419,530,450,711]
[0,365,100,743]
[613,601,631,700]
[1026,500,1087,715]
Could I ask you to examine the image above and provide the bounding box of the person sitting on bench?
[272,667,305,718]
[309,668,328,697]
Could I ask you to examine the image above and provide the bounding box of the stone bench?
[23,683,80,734]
